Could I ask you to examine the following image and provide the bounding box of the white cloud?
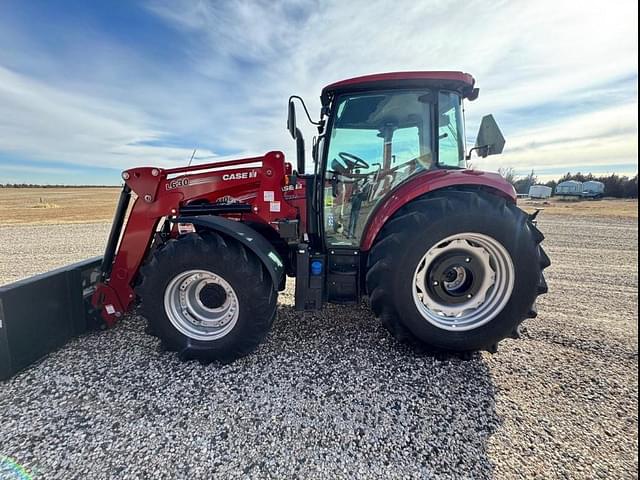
[0,66,217,171]
[473,103,639,172]
[147,0,638,172]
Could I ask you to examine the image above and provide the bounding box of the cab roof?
[321,71,477,106]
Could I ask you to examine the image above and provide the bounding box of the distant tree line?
[498,168,638,198]
[0,183,120,188]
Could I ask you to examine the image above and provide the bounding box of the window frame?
[322,87,438,173]
[319,88,439,248]
[435,90,466,169]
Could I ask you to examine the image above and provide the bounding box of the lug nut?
[465,258,471,263]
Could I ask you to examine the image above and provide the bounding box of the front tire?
[366,190,549,353]
[137,232,277,363]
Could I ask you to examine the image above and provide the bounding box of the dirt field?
[0,194,637,478]
[519,197,638,219]
[0,187,121,224]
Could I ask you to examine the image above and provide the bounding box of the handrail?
[164,155,265,175]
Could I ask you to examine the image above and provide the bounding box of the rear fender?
[360,169,516,251]
[179,216,285,290]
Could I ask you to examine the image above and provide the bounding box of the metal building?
[556,180,583,196]
[582,180,605,198]
[528,185,553,199]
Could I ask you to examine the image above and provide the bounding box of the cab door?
[319,90,436,303]
[321,91,435,249]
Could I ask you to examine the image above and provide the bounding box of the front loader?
[0,71,550,377]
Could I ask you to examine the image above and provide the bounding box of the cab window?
[323,90,435,246]
[438,91,465,167]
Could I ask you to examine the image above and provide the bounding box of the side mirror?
[473,114,505,158]
[287,100,297,139]
[288,95,320,172]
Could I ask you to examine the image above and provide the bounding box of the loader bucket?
[0,256,102,380]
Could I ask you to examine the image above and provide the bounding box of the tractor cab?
[320,87,465,246]
[288,71,507,309]
[288,71,504,248]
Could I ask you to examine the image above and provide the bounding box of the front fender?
[179,215,285,290]
[360,169,516,251]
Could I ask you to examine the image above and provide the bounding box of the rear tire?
[366,190,549,353]
[137,232,277,363]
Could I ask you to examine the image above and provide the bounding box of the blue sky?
[0,0,637,184]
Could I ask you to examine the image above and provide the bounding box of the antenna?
[188,148,197,167]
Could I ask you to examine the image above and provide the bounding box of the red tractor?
[0,71,549,373]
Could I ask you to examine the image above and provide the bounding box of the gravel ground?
[0,215,637,479]
[0,223,110,285]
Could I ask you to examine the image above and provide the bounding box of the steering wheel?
[337,152,370,170]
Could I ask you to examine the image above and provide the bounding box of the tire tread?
[366,189,550,354]
[136,231,277,363]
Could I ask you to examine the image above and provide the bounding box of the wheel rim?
[164,269,239,341]
[412,233,515,331]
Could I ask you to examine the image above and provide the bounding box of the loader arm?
[93,150,298,327]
